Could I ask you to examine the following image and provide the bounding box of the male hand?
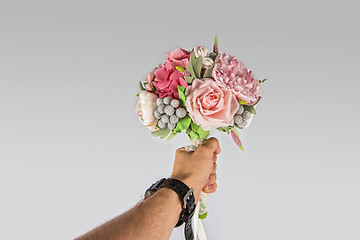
[171,138,221,203]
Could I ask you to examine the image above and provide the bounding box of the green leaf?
[177,85,186,108]
[186,128,192,135]
[259,78,267,84]
[217,126,231,134]
[198,212,207,220]
[176,66,184,72]
[190,122,209,140]
[190,122,199,131]
[252,96,262,107]
[235,125,243,130]
[244,105,256,114]
[216,127,227,133]
[187,52,203,79]
[188,130,199,140]
[193,55,202,78]
[151,128,171,139]
[242,96,261,114]
[166,131,177,141]
[139,82,145,91]
[203,66,213,78]
[174,115,191,133]
[186,56,196,77]
[215,35,218,45]
[136,93,139,97]
[184,75,194,84]
[238,100,248,105]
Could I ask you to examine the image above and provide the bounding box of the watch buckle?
[183,188,194,209]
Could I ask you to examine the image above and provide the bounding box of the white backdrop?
[1,0,359,239]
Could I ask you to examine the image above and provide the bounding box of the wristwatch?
[145,178,196,240]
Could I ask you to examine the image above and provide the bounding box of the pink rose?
[166,48,190,68]
[212,53,260,105]
[185,78,239,131]
[153,61,188,99]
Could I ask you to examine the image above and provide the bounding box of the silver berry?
[242,111,251,120]
[238,119,248,128]
[236,105,244,115]
[154,110,161,119]
[156,98,163,106]
[176,108,187,118]
[171,99,180,108]
[161,114,169,123]
[157,104,165,114]
[164,105,175,116]
[167,122,176,130]
[158,120,167,129]
[163,97,171,105]
[170,115,179,124]
[234,114,243,126]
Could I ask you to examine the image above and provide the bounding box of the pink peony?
[166,48,190,68]
[185,78,239,131]
[212,53,260,105]
[153,61,188,99]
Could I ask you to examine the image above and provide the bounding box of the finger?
[176,147,192,155]
[176,147,186,153]
[201,138,221,155]
[203,182,217,194]
[211,163,217,174]
[213,152,217,162]
[207,173,217,185]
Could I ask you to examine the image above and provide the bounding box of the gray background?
[1,0,359,239]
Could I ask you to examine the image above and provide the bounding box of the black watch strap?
[162,179,196,230]
[144,178,196,240]
[185,220,194,240]
[144,178,166,199]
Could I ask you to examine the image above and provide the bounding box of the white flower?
[193,46,209,58]
[136,91,158,127]
[193,46,213,69]
[202,57,214,69]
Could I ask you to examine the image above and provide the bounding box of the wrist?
[156,188,183,212]
[145,178,196,228]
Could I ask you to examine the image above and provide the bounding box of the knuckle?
[196,145,211,154]
[175,148,184,155]
[208,137,219,147]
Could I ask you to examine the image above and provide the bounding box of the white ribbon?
[193,195,207,240]
[185,139,208,240]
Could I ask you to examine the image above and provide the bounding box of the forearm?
[76,188,182,240]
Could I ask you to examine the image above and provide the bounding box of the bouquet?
[136,37,265,239]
